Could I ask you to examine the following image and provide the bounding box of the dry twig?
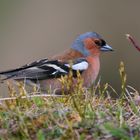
[126,34,140,52]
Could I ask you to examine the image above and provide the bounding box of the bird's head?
[71,32,113,56]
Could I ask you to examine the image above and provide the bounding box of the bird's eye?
[94,39,106,47]
[94,40,101,46]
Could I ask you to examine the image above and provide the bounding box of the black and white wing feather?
[0,58,88,82]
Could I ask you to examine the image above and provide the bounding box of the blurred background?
[0,0,140,96]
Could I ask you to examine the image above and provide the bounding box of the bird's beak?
[100,44,113,51]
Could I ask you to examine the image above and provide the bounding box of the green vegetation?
[0,62,140,140]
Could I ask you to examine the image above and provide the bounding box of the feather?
[0,58,89,82]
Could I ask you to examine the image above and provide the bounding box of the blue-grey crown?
[71,32,102,56]
[76,32,102,40]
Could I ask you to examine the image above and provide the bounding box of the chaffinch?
[0,32,113,94]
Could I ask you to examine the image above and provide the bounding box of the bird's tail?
[0,68,18,82]
[0,67,21,75]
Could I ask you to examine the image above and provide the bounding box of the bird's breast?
[82,56,100,87]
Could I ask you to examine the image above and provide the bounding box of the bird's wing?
[0,58,89,81]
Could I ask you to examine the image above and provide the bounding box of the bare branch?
[126,34,140,52]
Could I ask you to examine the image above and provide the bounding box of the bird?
[0,32,113,94]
